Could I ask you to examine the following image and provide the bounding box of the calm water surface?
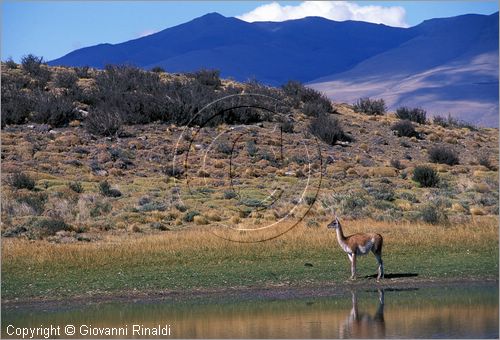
[2,284,498,338]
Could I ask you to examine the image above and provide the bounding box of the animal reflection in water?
[339,289,385,339]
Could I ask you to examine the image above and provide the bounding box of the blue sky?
[2,1,498,62]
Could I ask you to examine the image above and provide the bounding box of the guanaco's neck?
[335,223,348,246]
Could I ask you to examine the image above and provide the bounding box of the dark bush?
[151,66,166,73]
[32,218,71,237]
[16,192,47,215]
[10,172,36,190]
[282,80,332,114]
[419,204,447,224]
[478,154,495,170]
[54,70,78,89]
[73,66,90,78]
[5,58,17,69]
[353,97,386,116]
[20,54,50,86]
[428,145,459,165]
[391,120,417,138]
[32,92,75,127]
[433,114,476,130]
[20,54,44,75]
[390,159,404,170]
[192,69,221,88]
[99,180,122,197]
[163,166,184,179]
[281,120,294,133]
[302,99,332,117]
[85,108,122,136]
[1,85,33,126]
[412,166,439,187]
[183,210,200,222]
[68,181,84,193]
[395,107,427,124]
[224,190,238,199]
[246,140,258,157]
[216,141,232,155]
[310,114,351,145]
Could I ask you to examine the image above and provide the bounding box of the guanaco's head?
[327,216,341,229]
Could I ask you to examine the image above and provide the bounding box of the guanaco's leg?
[374,253,384,281]
[350,253,357,279]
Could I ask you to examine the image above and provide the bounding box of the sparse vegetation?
[433,113,477,130]
[395,106,427,124]
[428,145,459,165]
[353,97,386,116]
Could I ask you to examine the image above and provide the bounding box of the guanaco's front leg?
[350,253,357,279]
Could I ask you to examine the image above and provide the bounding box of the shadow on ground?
[364,273,419,279]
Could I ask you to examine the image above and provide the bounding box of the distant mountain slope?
[309,13,499,127]
[48,12,499,126]
[48,13,415,84]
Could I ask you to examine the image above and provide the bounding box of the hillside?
[1,64,498,244]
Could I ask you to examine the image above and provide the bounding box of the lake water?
[2,284,498,338]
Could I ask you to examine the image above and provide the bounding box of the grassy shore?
[2,217,498,301]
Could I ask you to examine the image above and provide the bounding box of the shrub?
[32,218,71,237]
[367,184,395,201]
[419,204,447,224]
[391,120,417,137]
[433,114,476,130]
[16,192,47,215]
[1,84,34,126]
[85,108,122,136]
[353,97,386,116]
[54,70,78,89]
[224,190,238,199]
[390,159,404,170]
[246,140,258,157]
[163,166,184,178]
[281,120,294,133]
[73,66,90,78]
[412,166,439,187]
[99,180,122,197]
[151,66,166,73]
[478,154,495,170]
[192,69,221,87]
[428,145,459,165]
[216,141,232,155]
[282,80,332,114]
[303,100,332,117]
[68,181,84,193]
[395,107,427,124]
[10,172,36,190]
[309,114,351,145]
[5,58,17,69]
[32,92,75,127]
[183,210,200,222]
[20,54,44,76]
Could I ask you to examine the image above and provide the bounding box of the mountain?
[48,12,499,126]
[309,13,499,127]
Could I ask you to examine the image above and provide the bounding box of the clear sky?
[2,1,498,62]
